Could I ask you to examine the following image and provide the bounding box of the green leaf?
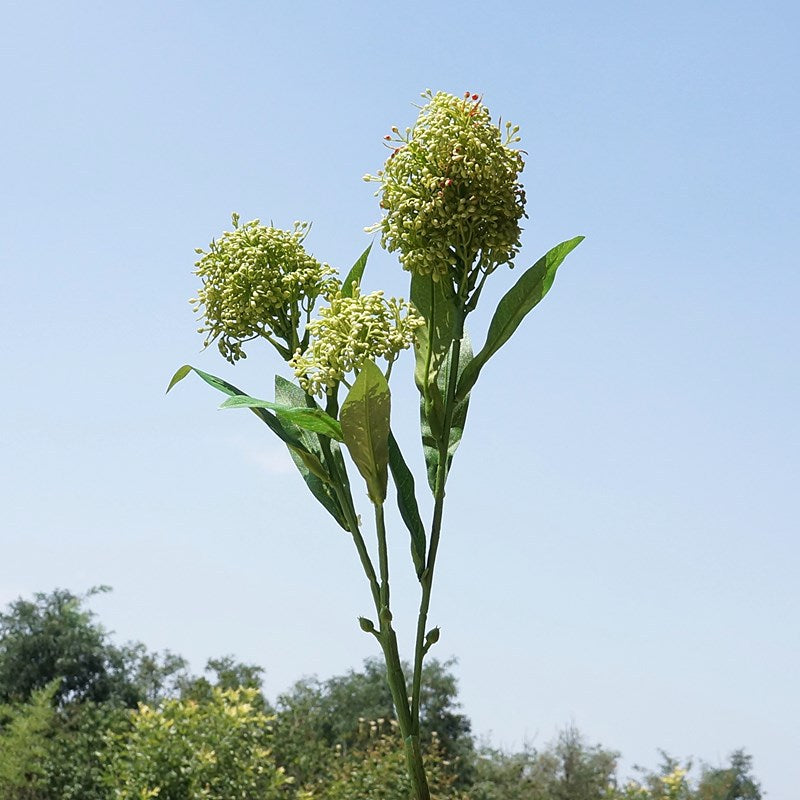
[220,395,344,442]
[420,333,473,492]
[340,360,391,505]
[456,236,584,401]
[410,275,461,485]
[274,376,350,531]
[167,364,304,451]
[287,444,332,484]
[443,331,473,459]
[410,274,458,401]
[167,364,344,526]
[387,433,426,577]
[341,243,373,298]
[166,365,192,393]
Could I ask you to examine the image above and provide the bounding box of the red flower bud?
[472,94,479,101]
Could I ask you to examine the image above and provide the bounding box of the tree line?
[0,588,762,799]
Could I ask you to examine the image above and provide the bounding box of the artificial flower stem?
[318,434,382,614]
[374,501,430,800]
[410,310,465,736]
[375,502,391,611]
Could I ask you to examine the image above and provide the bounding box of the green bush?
[104,687,291,800]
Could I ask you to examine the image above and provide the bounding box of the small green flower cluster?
[366,90,526,285]
[192,215,337,363]
[290,287,424,396]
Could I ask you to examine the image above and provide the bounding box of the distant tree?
[544,725,619,800]
[0,587,119,705]
[297,719,464,800]
[118,642,190,705]
[272,657,472,785]
[39,701,127,800]
[470,742,542,800]
[0,682,58,799]
[0,588,187,708]
[695,750,761,800]
[471,726,619,800]
[629,752,694,800]
[205,654,265,691]
[179,654,271,714]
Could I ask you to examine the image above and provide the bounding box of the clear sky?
[2,1,798,795]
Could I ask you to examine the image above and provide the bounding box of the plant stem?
[374,502,431,800]
[375,503,390,609]
[302,390,381,615]
[318,435,382,614]
[410,310,465,733]
[319,428,429,797]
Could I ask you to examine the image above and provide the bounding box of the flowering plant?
[170,90,583,799]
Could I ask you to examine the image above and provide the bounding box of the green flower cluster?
[290,287,424,396]
[192,215,337,363]
[365,90,526,286]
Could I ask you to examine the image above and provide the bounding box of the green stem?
[299,390,379,615]
[410,309,465,732]
[318,429,429,798]
[305,392,432,798]
[375,504,390,611]
[374,502,430,800]
[381,628,429,799]
[318,434,382,615]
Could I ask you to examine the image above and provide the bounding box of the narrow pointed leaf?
[420,332,473,492]
[166,365,192,393]
[456,236,584,401]
[286,445,330,484]
[411,275,460,490]
[388,432,426,577]
[444,331,473,460]
[168,364,342,524]
[166,364,304,450]
[274,376,350,531]
[281,409,343,442]
[410,273,458,398]
[341,243,373,298]
[220,395,344,441]
[340,360,391,505]
[286,447,348,529]
[274,376,350,492]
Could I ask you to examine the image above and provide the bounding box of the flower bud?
[425,627,440,645]
[358,616,376,633]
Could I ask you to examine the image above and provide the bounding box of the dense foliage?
[0,590,762,800]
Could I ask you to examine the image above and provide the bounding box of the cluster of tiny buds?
[191,215,337,363]
[290,286,424,397]
[363,89,527,286]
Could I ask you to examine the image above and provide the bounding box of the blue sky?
[1,1,798,795]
